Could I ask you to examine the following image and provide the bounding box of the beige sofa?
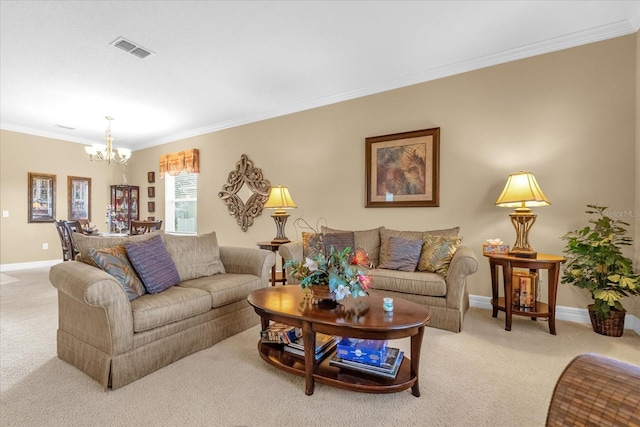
[49,231,274,390]
[279,226,478,333]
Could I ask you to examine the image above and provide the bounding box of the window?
[164,171,197,234]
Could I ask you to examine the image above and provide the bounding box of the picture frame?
[28,172,56,223]
[147,171,155,183]
[512,270,539,309]
[365,127,440,208]
[148,186,155,198]
[148,201,155,213]
[67,176,91,221]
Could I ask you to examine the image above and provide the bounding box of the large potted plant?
[561,205,640,336]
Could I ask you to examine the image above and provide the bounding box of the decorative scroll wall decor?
[218,154,271,231]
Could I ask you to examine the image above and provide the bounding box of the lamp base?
[509,249,537,259]
[271,213,290,244]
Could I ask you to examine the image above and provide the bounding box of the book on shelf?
[260,322,302,344]
[283,334,340,361]
[329,347,404,379]
[336,337,388,366]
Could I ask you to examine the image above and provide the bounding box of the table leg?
[260,316,269,331]
[502,262,513,331]
[302,321,316,395]
[489,261,499,317]
[548,264,559,335]
[270,265,276,287]
[410,326,424,397]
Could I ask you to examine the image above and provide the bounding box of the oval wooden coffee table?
[247,286,431,396]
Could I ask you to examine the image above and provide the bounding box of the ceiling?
[1,1,639,152]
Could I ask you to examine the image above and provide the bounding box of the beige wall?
[1,34,637,315]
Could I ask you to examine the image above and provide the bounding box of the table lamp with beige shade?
[495,171,550,259]
[264,185,297,243]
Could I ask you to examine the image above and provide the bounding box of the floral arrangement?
[285,246,372,301]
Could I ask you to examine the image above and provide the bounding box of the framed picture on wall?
[148,201,155,213]
[147,171,155,183]
[28,172,56,223]
[148,187,155,198]
[365,127,440,208]
[67,176,91,221]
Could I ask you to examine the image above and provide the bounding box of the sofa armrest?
[445,245,479,310]
[219,246,275,285]
[49,261,134,355]
[278,241,303,284]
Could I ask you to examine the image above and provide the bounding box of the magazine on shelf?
[329,348,404,379]
[286,333,339,352]
[283,333,340,360]
[260,322,302,344]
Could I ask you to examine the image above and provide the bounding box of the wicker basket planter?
[588,304,625,337]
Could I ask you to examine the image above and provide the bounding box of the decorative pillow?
[321,226,383,267]
[377,236,423,272]
[74,231,163,267]
[322,232,355,258]
[417,235,463,275]
[87,246,146,300]
[125,235,181,294]
[379,227,459,268]
[302,232,323,258]
[161,232,225,281]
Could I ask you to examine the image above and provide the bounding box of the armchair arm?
[279,241,303,285]
[219,246,275,287]
[445,245,479,310]
[49,261,134,355]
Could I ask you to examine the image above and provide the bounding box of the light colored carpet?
[1,267,639,427]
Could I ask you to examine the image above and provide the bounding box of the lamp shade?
[495,171,550,210]
[264,185,297,213]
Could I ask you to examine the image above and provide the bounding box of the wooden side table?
[485,253,565,334]
[257,241,287,286]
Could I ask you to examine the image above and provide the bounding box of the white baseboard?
[469,294,640,335]
[0,259,61,272]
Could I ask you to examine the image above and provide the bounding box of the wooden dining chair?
[130,220,163,235]
[55,220,79,261]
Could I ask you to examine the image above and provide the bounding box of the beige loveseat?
[49,231,274,390]
[279,226,478,333]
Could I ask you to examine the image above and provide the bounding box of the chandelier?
[85,116,132,164]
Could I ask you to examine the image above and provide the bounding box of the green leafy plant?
[284,246,372,301]
[561,205,640,318]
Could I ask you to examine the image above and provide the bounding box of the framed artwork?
[147,171,155,183]
[365,127,440,208]
[28,172,56,223]
[147,216,155,221]
[148,201,155,213]
[512,271,538,309]
[67,176,91,221]
[148,187,155,198]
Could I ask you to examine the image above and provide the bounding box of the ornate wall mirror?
[218,154,271,231]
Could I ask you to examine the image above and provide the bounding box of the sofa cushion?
[74,231,163,267]
[322,226,383,267]
[322,232,355,257]
[377,236,423,272]
[179,273,263,308]
[161,231,226,281]
[126,235,181,294]
[87,245,146,300]
[418,235,463,275]
[379,227,459,268]
[129,286,212,332]
[368,268,447,297]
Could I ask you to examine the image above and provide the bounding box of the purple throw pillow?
[126,234,181,294]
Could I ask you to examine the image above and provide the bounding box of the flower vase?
[310,285,337,309]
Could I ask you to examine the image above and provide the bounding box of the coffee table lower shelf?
[258,342,416,394]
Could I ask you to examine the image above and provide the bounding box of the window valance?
[159,149,200,177]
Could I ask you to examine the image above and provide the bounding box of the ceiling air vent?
[111,37,154,59]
